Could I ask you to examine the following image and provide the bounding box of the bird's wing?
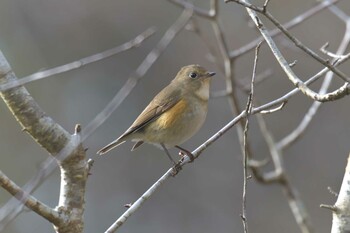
[119,84,182,139]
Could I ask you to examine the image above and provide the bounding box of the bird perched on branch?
[97,64,215,174]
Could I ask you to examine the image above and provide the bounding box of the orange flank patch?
[156,99,188,129]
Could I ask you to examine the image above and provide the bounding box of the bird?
[97,64,215,172]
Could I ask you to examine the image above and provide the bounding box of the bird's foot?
[171,161,182,176]
[178,149,195,163]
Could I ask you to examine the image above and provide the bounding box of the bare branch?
[0,52,71,154]
[226,0,350,102]
[328,4,349,22]
[320,204,338,212]
[229,0,340,58]
[241,42,261,233]
[0,50,88,233]
[0,28,156,91]
[253,51,350,114]
[330,153,350,232]
[0,53,75,228]
[168,0,213,19]
[211,69,273,98]
[0,170,63,225]
[255,113,313,233]
[0,134,82,231]
[277,18,350,150]
[263,0,271,11]
[321,42,350,60]
[260,101,286,114]
[226,0,350,84]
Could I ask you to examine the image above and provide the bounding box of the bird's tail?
[97,139,126,155]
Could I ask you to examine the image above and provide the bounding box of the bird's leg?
[160,143,182,176]
[175,145,195,162]
[160,143,176,164]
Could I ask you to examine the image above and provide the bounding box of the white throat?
[195,81,210,101]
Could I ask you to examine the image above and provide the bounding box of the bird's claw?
[171,162,182,176]
[179,150,195,163]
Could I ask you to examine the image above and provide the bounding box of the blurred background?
[0,0,349,232]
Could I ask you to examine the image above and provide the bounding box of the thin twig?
[169,0,214,19]
[320,42,348,59]
[320,204,338,212]
[229,0,340,58]
[260,101,286,114]
[0,28,156,91]
[277,14,350,150]
[255,113,314,233]
[210,69,272,98]
[253,51,350,114]
[226,0,350,84]
[226,0,350,102]
[241,42,261,233]
[328,4,349,22]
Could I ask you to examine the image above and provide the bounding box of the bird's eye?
[189,72,197,78]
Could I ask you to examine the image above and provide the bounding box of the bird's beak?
[207,72,216,77]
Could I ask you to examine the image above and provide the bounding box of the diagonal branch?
[277,15,350,150]
[225,0,350,102]
[226,0,350,84]
[0,169,63,225]
[0,51,71,154]
[171,0,341,60]
[253,51,350,114]
[0,28,156,91]
[229,0,340,58]
[0,49,90,233]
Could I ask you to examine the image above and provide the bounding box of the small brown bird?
[97,64,215,169]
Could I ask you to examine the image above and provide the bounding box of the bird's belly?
[142,99,207,147]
